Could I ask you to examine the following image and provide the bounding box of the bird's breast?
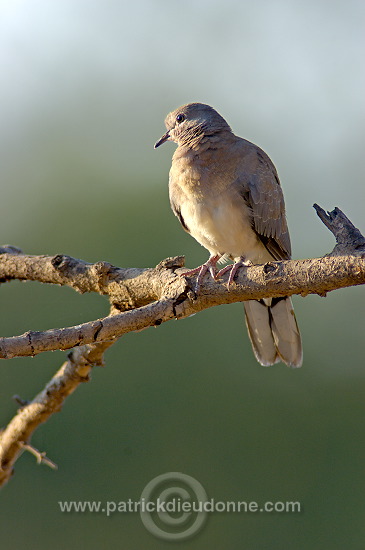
[178,188,268,262]
[169,146,272,263]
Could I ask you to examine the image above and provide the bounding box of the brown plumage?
[155,102,302,367]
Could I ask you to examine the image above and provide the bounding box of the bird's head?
[154,102,231,149]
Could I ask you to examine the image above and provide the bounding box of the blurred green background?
[0,0,364,548]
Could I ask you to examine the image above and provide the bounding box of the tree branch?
[0,341,113,486]
[0,254,364,360]
[1,204,364,360]
[0,205,364,487]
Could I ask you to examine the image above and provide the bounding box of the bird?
[154,102,302,368]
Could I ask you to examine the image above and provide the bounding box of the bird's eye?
[176,114,185,123]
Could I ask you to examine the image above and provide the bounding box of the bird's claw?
[217,258,252,287]
[182,255,220,292]
[182,256,251,292]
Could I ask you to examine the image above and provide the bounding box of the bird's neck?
[179,129,234,152]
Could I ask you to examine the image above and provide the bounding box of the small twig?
[20,442,58,470]
[0,245,23,255]
[12,395,29,407]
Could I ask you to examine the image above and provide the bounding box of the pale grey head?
[154,102,231,149]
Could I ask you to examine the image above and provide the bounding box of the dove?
[155,102,302,367]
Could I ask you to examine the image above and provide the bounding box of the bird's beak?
[154,131,170,149]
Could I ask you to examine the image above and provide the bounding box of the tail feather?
[244,297,302,368]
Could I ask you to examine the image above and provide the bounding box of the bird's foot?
[182,255,220,292]
[217,257,252,287]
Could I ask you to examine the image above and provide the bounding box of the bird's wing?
[235,145,291,261]
[170,196,190,233]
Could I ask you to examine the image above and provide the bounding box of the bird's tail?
[244,297,302,367]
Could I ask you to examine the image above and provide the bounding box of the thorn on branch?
[12,395,29,407]
[0,245,23,255]
[20,442,58,470]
